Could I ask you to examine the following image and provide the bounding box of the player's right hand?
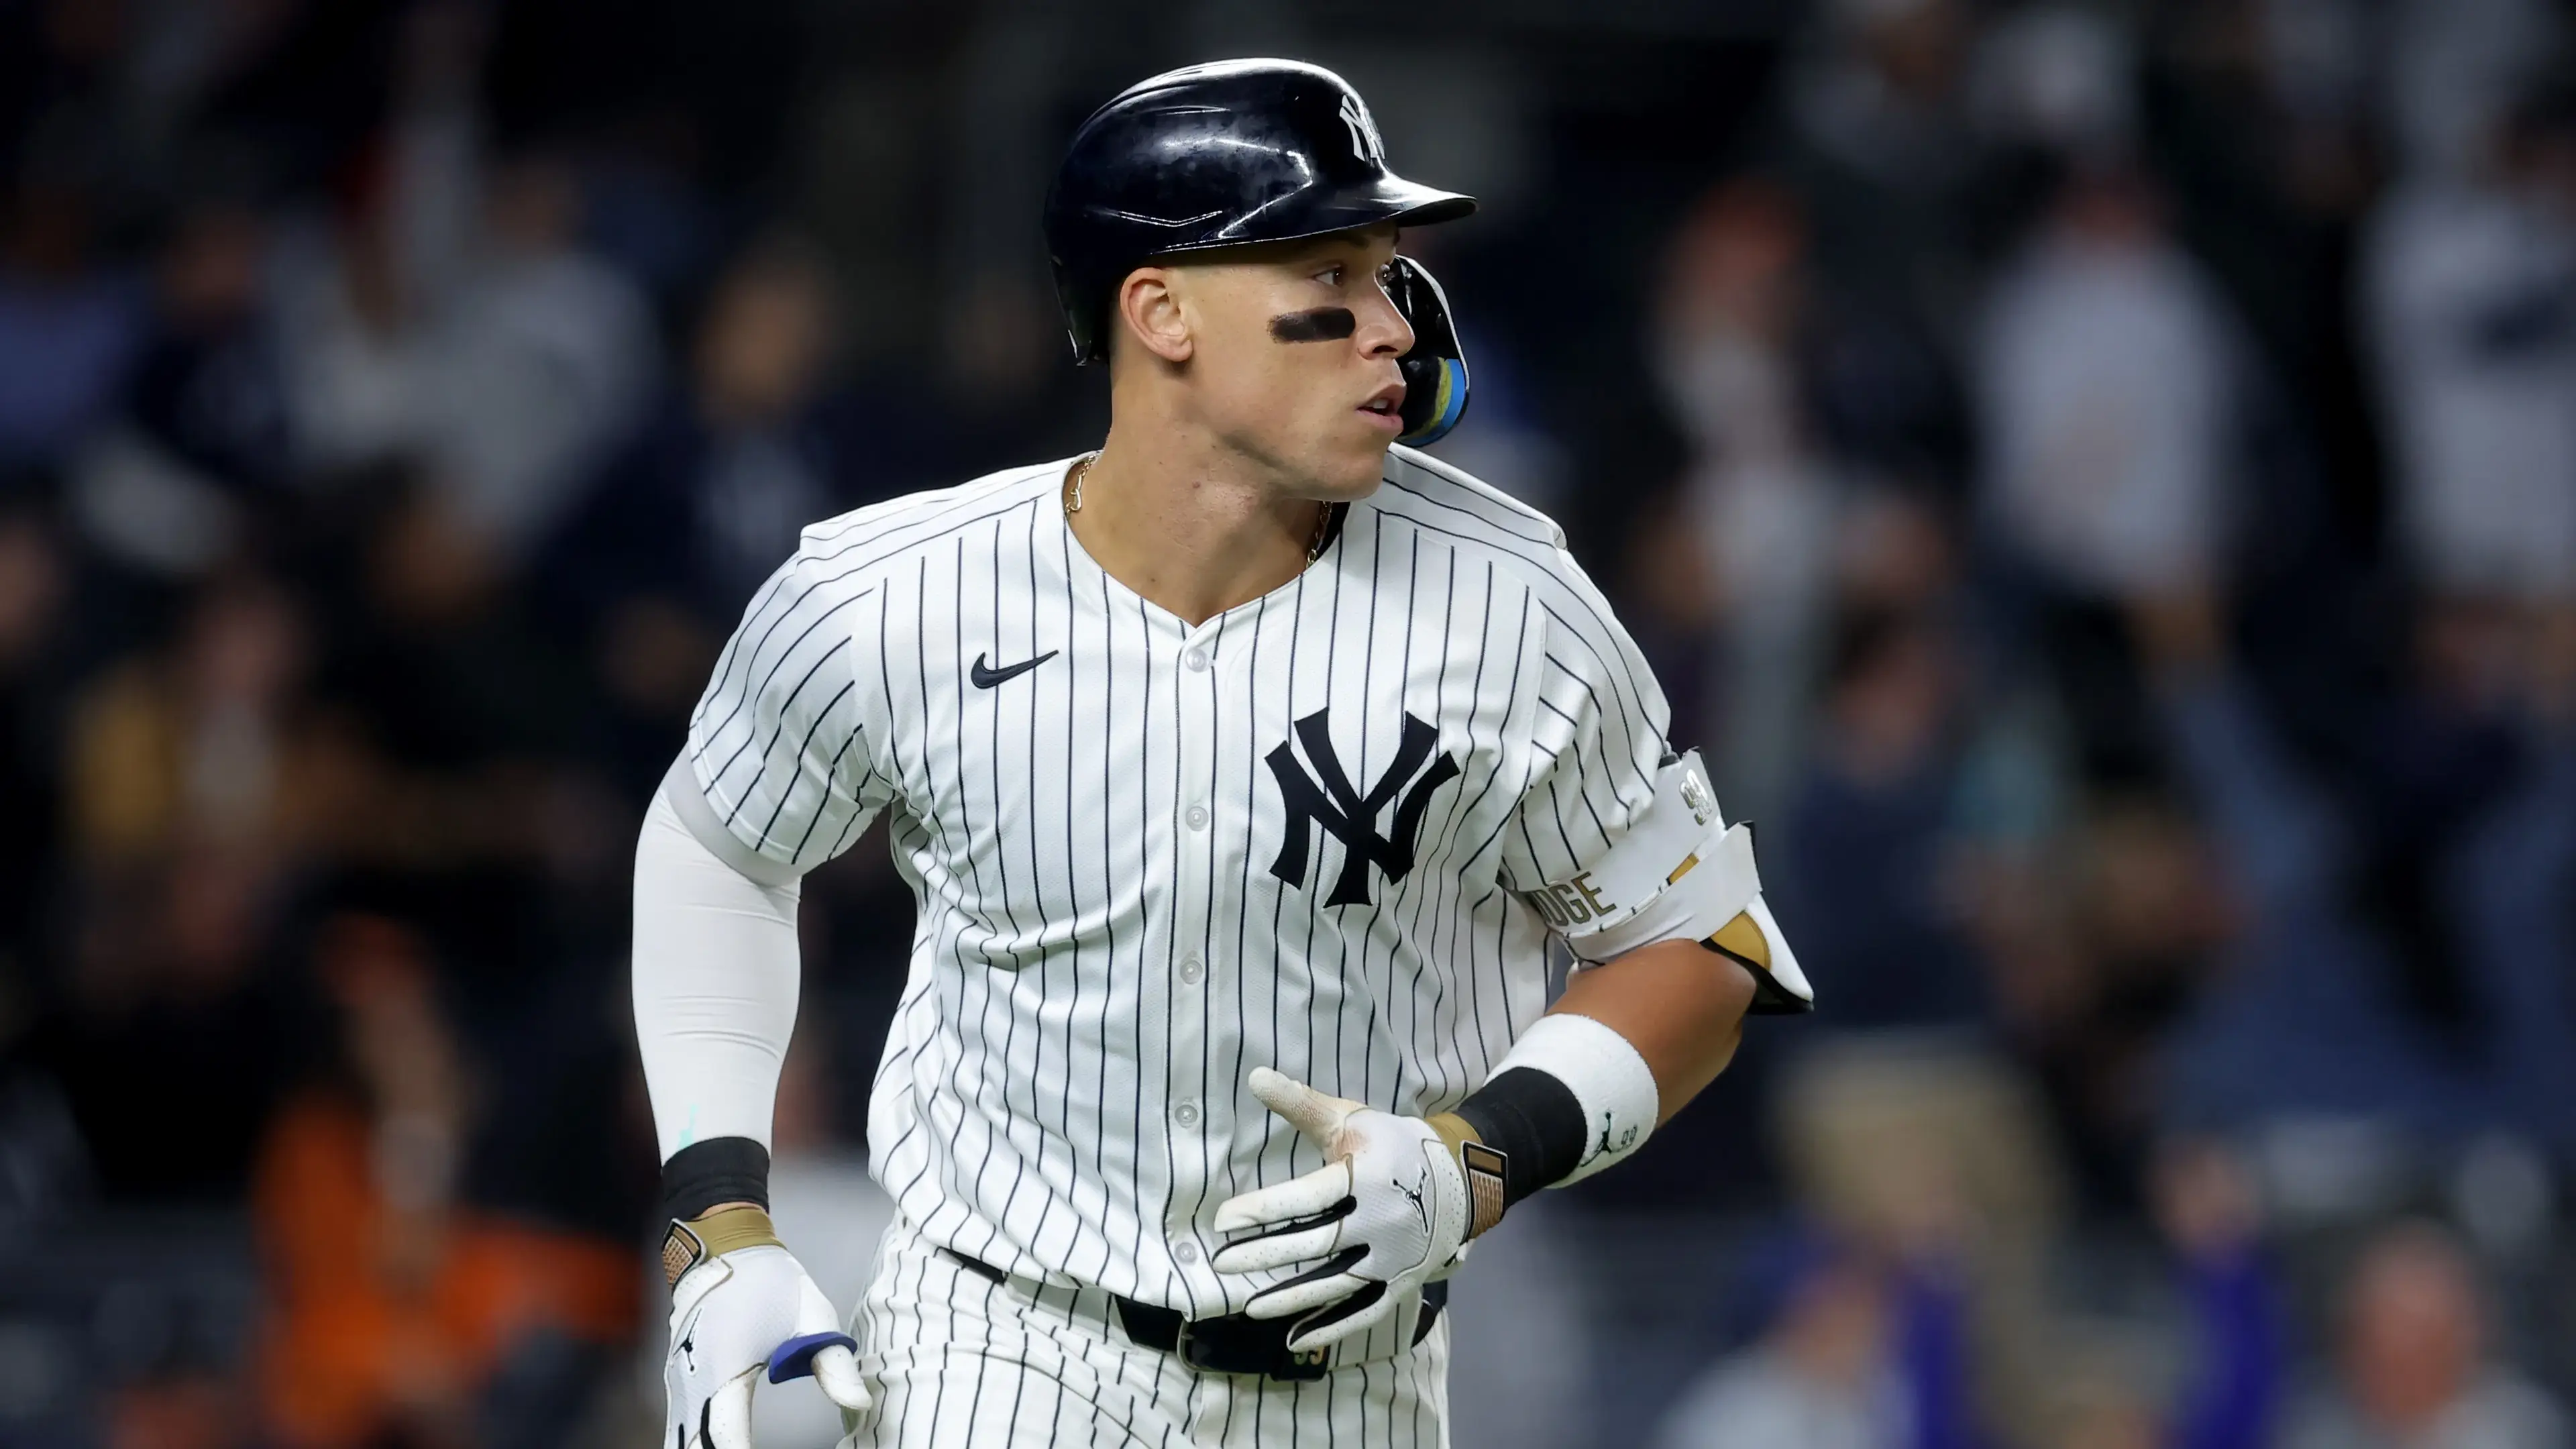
[663,1209,868,1448]
[1210,1068,1472,1352]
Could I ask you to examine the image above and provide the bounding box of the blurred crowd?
[0,0,2571,1446]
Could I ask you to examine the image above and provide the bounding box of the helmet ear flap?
[1389,256,1470,446]
[1055,261,1110,366]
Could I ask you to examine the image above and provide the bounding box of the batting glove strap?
[1426,1113,1510,1239]
[1211,1069,1473,1354]
[662,1204,784,1289]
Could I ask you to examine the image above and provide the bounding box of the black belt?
[941,1248,1445,1382]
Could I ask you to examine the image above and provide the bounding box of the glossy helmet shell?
[1044,58,1477,365]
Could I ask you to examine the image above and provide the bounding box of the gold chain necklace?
[1063,452,1334,563]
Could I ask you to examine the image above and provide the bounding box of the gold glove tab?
[1428,1112,1509,1239]
[662,1203,786,1288]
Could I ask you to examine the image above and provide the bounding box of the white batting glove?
[1210,1067,1471,1353]
[663,1210,868,1448]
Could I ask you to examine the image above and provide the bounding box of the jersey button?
[1178,954,1205,985]
[1172,1099,1201,1128]
[1184,804,1209,830]
[1173,1240,1201,1265]
[1184,648,1209,672]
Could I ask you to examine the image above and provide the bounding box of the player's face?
[1169,227,1414,500]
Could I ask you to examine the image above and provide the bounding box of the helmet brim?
[1138,175,1477,261]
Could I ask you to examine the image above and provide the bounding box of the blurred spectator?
[256,912,637,1449]
[38,839,308,1203]
[1977,166,2244,779]
[0,512,68,986]
[1979,172,2236,599]
[105,1366,255,1449]
[1770,600,1988,1033]
[311,478,588,873]
[2135,580,2576,1178]
[35,576,331,1203]
[1970,7,2138,164]
[1619,487,1729,754]
[70,198,291,581]
[2385,0,2569,179]
[2152,1140,2284,1449]
[2000,792,2228,1211]
[2139,0,2383,555]
[271,170,443,487]
[547,236,846,629]
[1652,1240,1927,1449]
[1655,178,1847,817]
[1774,1037,2063,1446]
[431,148,655,553]
[2280,1221,2568,1449]
[539,236,868,798]
[275,131,651,561]
[2145,594,2483,1142]
[1766,0,1999,362]
[63,573,338,871]
[2445,642,2576,1157]
[2362,83,2576,606]
[0,174,144,470]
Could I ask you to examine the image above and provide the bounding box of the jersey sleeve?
[684,545,893,873]
[1497,546,1674,896]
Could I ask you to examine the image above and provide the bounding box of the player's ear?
[1116,267,1194,365]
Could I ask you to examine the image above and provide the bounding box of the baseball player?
[633,58,1814,1448]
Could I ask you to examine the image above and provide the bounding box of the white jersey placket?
[1162,614,1224,1311]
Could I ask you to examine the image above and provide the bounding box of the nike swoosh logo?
[970,651,1057,689]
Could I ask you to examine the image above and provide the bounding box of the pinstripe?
[1350,511,1387,1104]
[1130,592,1157,1301]
[1320,517,1351,1122]
[1093,563,1122,1287]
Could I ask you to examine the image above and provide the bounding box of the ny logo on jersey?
[1266,708,1460,906]
[1338,93,1386,166]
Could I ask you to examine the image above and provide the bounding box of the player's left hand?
[1211,1067,1470,1352]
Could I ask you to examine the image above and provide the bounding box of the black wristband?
[1453,1067,1587,1207]
[661,1136,771,1222]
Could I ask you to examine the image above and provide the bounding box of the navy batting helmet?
[1043,58,1477,374]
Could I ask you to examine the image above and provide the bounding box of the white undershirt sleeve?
[642,536,891,1167]
[633,762,804,1163]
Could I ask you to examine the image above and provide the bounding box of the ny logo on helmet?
[1267,708,1460,906]
[1338,93,1386,166]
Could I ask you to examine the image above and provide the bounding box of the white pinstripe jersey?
[686,444,1671,1317]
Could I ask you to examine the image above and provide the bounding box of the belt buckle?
[1173,1319,1330,1381]
[1277,1342,1332,1381]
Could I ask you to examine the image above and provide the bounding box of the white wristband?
[1491,1013,1660,1185]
